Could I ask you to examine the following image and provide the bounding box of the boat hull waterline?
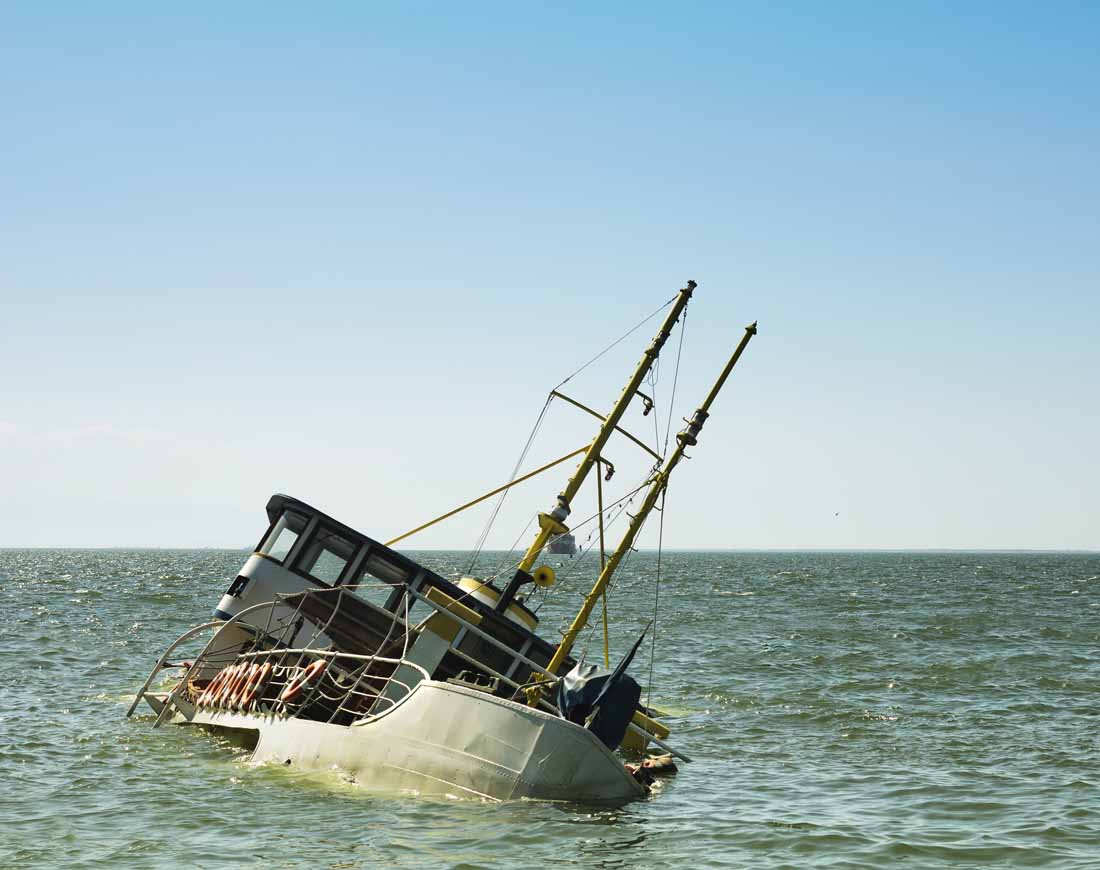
[144,679,644,803]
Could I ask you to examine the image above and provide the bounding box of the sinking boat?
[129,281,757,803]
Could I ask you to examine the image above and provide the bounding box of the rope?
[585,511,648,664]
[388,445,585,548]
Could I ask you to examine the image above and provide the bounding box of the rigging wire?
[646,488,666,708]
[490,513,538,580]
[552,295,677,392]
[647,362,662,458]
[542,504,627,620]
[497,478,649,599]
[467,393,554,574]
[466,294,675,576]
[536,477,649,588]
[644,306,685,708]
[663,306,688,456]
[484,472,650,622]
[581,505,650,663]
[574,496,650,663]
[466,294,686,689]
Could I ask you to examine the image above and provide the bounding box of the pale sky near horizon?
[2,2,1097,550]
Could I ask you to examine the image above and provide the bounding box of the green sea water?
[1,549,1098,869]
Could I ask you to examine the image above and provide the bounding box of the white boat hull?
[151,679,644,803]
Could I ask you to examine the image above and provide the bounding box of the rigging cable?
[663,305,688,456]
[553,295,677,392]
[536,476,649,588]
[511,479,649,614]
[579,501,651,663]
[647,359,662,458]
[489,513,538,581]
[646,488,666,708]
[648,307,684,707]
[523,481,646,594]
[466,294,675,576]
[467,392,554,575]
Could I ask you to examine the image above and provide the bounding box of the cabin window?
[258,509,308,562]
[346,551,410,608]
[296,526,356,585]
[360,552,409,585]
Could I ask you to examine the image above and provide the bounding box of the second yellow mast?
[540,319,758,679]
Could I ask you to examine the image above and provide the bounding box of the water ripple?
[1,549,1099,867]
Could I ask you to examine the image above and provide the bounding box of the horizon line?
[1,546,1096,554]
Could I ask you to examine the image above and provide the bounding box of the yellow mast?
[538,319,758,681]
[513,282,695,579]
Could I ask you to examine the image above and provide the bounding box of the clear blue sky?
[2,2,1097,549]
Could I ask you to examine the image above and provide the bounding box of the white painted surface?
[156,680,643,803]
[214,555,334,647]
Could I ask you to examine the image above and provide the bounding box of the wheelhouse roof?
[266,492,426,581]
[262,493,551,660]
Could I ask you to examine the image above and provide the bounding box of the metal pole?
[597,458,610,667]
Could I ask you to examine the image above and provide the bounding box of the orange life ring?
[228,664,259,708]
[197,673,216,707]
[200,667,230,707]
[278,660,327,703]
[224,663,252,707]
[240,662,272,709]
[227,664,255,712]
[214,663,244,707]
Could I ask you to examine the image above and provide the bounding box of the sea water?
[1,549,1097,869]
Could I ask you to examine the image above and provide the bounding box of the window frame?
[254,509,312,566]
[292,523,358,587]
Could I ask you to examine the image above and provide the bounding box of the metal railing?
[142,593,425,728]
[134,581,689,761]
[126,620,223,718]
[404,584,691,761]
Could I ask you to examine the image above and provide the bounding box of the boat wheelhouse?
[216,493,563,693]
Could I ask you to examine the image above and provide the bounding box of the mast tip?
[746,321,758,335]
